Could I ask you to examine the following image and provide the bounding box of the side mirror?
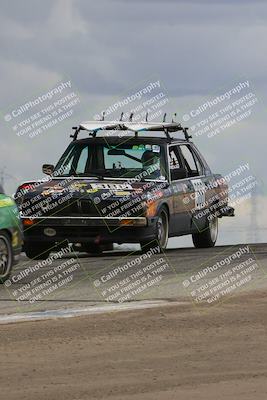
[42,164,54,176]
[171,167,188,181]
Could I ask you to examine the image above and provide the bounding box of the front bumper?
[22,216,157,244]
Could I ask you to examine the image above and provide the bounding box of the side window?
[169,146,182,169]
[190,147,204,175]
[179,145,201,177]
[76,147,89,174]
[168,145,186,181]
[60,154,75,175]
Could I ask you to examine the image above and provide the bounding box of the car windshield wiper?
[76,172,104,180]
[55,172,104,180]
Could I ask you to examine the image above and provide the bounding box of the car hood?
[16,178,169,218]
[18,178,168,197]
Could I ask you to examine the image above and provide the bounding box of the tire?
[85,244,103,255]
[140,207,169,253]
[24,242,53,260]
[85,243,114,255]
[192,215,218,248]
[0,231,13,283]
[102,243,114,252]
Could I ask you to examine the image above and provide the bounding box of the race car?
[0,184,23,282]
[15,119,234,259]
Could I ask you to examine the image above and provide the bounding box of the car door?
[167,144,192,235]
[178,143,210,233]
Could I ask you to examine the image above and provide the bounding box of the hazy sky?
[0,0,266,243]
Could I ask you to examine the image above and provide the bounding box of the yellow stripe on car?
[0,198,15,207]
[12,231,19,246]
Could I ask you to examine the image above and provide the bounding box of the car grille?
[43,199,97,217]
[22,197,145,218]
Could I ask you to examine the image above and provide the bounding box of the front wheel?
[85,243,114,255]
[192,216,218,248]
[24,242,53,260]
[0,231,13,283]
[140,208,169,253]
[85,244,103,255]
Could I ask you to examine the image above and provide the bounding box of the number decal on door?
[191,179,206,210]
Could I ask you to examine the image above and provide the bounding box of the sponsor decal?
[191,179,206,210]
[42,185,65,196]
[70,183,88,189]
[86,188,98,193]
[91,183,133,191]
[152,145,160,153]
[114,191,131,196]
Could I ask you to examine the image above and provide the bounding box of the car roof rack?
[70,113,192,142]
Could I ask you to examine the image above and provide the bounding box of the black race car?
[15,120,234,259]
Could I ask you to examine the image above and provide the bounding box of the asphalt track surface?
[0,242,267,318]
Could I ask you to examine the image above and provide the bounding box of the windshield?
[54,142,167,180]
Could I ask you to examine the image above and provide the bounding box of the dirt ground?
[1,290,267,400]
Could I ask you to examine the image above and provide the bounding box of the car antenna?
[120,112,124,121]
[129,112,134,121]
[101,111,105,121]
[171,113,177,123]
[145,112,148,122]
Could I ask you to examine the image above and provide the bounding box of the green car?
[0,185,23,283]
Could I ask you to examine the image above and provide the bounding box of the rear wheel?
[140,207,169,253]
[0,231,13,283]
[192,215,218,248]
[24,242,53,260]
